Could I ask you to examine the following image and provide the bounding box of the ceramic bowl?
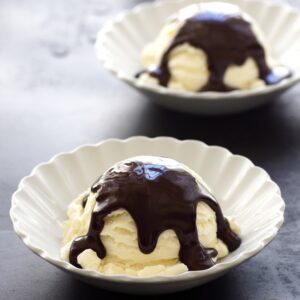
[10,137,284,294]
[96,0,300,115]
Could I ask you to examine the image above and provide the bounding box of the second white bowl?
[10,137,284,294]
[96,0,300,115]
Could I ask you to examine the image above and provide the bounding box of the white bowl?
[10,137,284,294]
[96,0,300,115]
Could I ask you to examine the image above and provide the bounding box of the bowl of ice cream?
[96,0,300,115]
[10,137,284,294]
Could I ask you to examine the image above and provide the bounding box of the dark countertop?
[1,0,300,299]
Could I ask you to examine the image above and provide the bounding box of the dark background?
[1,0,300,299]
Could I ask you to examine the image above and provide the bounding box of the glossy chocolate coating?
[69,157,241,270]
[137,3,291,91]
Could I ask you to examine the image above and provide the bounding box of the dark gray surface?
[1,0,300,299]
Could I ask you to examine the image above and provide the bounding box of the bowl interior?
[98,0,300,81]
[12,138,284,272]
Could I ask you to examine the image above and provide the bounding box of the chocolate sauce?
[69,157,241,270]
[81,193,88,208]
[138,4,291,91]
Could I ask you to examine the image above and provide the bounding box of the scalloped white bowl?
[10,137,284,294]
[96,0,300,115]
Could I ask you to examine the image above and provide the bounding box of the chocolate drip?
[138,6,291,91]
[81,193,88,208]
[69,158,241,270]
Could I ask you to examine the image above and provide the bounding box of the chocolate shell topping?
[69,157,241,270]
[137,3,291,91]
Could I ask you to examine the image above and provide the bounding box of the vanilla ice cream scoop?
[61,156,241,276]
[137,2,291,92]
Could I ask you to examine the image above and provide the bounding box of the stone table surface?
[1,0,300,299]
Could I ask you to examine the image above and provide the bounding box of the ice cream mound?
[61,156,241,277]
[136,2,291,92]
